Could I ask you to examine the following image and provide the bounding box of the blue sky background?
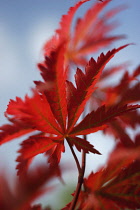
[0,0,140,208]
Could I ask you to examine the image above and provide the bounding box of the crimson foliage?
[0,0,140,209]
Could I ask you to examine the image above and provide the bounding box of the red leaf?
[67,46,128,132]
[104,70,140,106]
[0,0,139,177]
[0,120,34,145]
[43,0,123,66]
[73,0,109,46]
[100,161,140,209]
[106,120,135,148]
[0,164,62,210]
[16,134,58,175]
[133,65,140,77]
[37,44,68,132]
[68,0,124,64]
[67,136,101,154]
[17,135,57,160]
[16,157,33,177]
[121,83,140,104]
[77,145,140,209]
[46,142,65,166]
[70,104,140,135]
[6,91,63,135]
[43,0,89,58]
[56,0,89,40]
[100,62,129,81]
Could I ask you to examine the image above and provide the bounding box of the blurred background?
[0,0,140,209]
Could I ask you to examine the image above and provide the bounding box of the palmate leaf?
[67,45,128,132]
[100,161,140,209]
[1,41,139,176]
[77,143,140,210]
[43,0,123,66]
[1,43,139,176]
[68,0,124,64]
[70,104,140,135]
[37,44,67,132]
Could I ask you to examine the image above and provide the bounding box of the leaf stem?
[66,138,81,173]
[68,136,87,210]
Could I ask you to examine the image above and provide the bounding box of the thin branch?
[66,138,81,173]
[81,137,86,174]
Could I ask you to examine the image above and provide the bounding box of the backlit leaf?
[67,46,128,132]
[77,144,140,209]
[67,136,101,154]
[70,104,140,135]
[6,91,63,135]
[37,44,68,132]
[0,119,34,145]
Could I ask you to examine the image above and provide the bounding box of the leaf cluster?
[0,0,140,209]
